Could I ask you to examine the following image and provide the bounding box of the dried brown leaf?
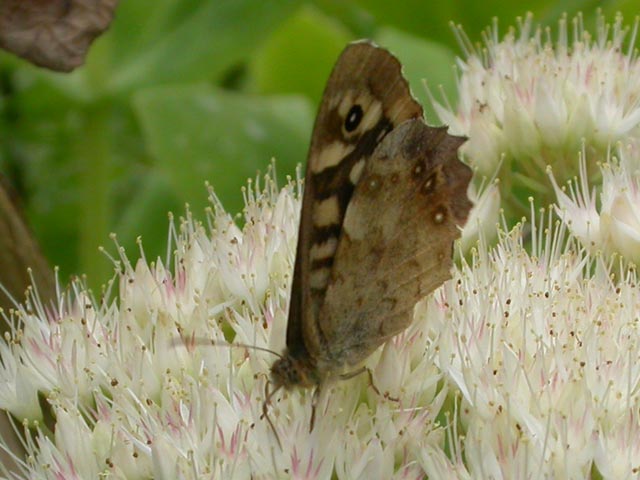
[0,0,118,72]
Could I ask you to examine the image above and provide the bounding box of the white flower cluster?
[437,12,640,265]
[435,13,640,178]
[1,175,640,478]
[0,179,447,478]
[432,220,640,478]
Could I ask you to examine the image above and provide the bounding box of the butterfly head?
[270,350,319,389]
[262,353,320,445]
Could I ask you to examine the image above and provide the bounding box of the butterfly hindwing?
[317,119,473,366]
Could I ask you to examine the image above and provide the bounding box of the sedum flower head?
[1,171,640,478]
[432,12,640,219]
[0,176,449,479]
[431,213,640,478]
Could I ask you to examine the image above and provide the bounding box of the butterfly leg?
[309,385,322,433]
[339,367,399,402]
[365,367,400,402]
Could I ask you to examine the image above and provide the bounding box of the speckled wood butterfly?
[268,41,473,404]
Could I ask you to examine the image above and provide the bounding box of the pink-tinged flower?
[432,13,640,217]
[459,180,501,253]
[595,412,640,478]
[430,206,640,479]
[550,145,640,263]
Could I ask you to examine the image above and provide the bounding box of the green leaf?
[311,0,377,37]
[110,0,205,66]
[351,0,458,48]
[108,0,303,94]
[248,5,352,102]
[133,84,313,214]
[375,28,458,124]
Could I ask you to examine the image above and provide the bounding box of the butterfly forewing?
[288,42,424,362]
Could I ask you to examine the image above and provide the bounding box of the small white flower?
[595,412,640,479]
[600,155,640,262]
[0,333,41,422]
[459,180,501,253]
[550,145,640,263]
[417,443,471,480]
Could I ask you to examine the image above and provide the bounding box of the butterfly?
[267,40,473,430]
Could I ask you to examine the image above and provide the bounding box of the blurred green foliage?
[0,0,626,288]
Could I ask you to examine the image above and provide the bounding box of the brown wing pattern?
[318,119,472,367]
[287,42,423,360]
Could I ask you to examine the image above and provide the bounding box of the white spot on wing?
[349,159,366,185]
[359,101,382,132]
[313,196,340,227]
[310,237,338,262]
[310,142,355,173]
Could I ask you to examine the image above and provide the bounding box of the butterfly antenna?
[169,336,284,360]
[310,387,320,433]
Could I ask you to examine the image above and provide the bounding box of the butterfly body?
[270,41,472,392]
